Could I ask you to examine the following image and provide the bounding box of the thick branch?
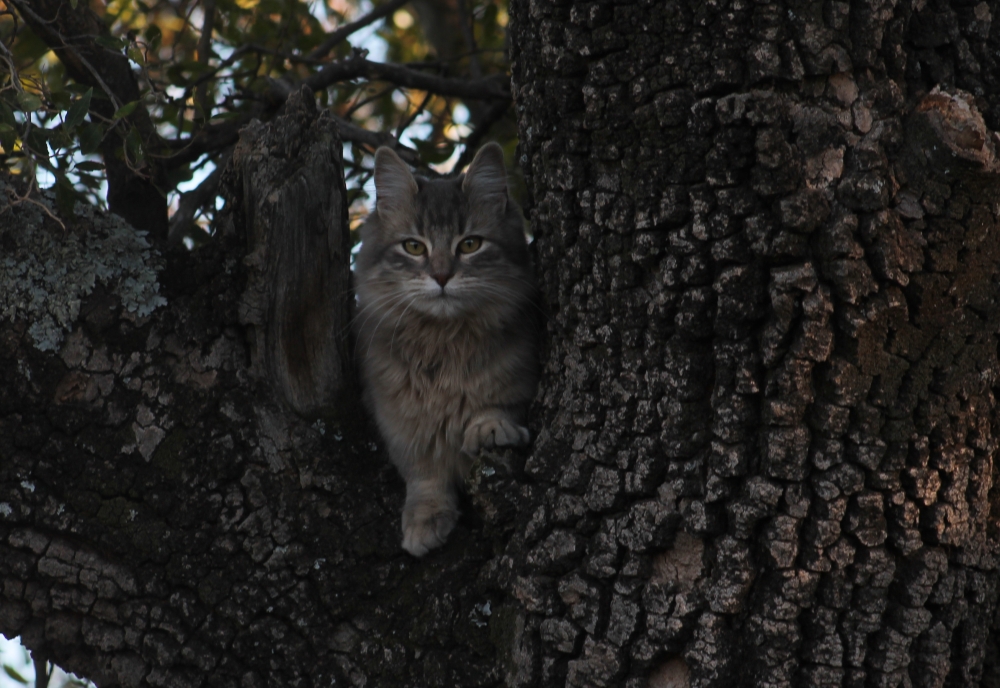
[305,52,510,100]
[330,114,425,168]
[166,148,231,244]
[12,0,169,235]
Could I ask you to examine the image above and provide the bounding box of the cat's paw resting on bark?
[401,479,459,557]
[354,142,540,556]
[462,411,531,454]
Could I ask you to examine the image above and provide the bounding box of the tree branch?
[305,0,410,62]
[305,52,510,101]
[159,116,250,168]
[330,113,428,170]
[7,0,124,111]
[167,147,232,244]
[162,50,507,168]
[453,98,511,171]
[11,0,169,235]
[195,0,217,117]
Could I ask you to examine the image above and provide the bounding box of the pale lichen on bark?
[0,178,167,352]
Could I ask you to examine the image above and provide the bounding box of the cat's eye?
[457,236,483,254]
[402,239,427,256]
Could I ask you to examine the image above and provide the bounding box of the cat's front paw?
[462,415,530,455]
[401,495,458,557]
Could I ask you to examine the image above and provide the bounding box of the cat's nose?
[433,273,452,287]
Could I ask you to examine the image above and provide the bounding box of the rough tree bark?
[0,90,508,687]
[3,3,1000,688]
[503,1,1000,687]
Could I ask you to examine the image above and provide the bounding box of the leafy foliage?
[0,0,515,239]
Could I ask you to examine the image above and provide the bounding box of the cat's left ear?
[462,142,508,209]
[374,147,418,224]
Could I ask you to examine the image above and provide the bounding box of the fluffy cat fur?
[354,143,539,557]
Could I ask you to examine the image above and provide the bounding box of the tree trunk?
[503,1,1000,687]
[4,3,1000,688]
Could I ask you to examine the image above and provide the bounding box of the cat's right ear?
[374,147,418,224]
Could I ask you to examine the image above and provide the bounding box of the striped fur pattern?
[354,143,539,556]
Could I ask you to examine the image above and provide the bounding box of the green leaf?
[64,88,93,129]
[96,35,125,51]
[179,60,215,78]
[74,160,104,172]
[79,123,105,155]
[2,664,28,684]
[11,28,50,63]
[0,99,16,128]
[125,126,144,164]
[16,92,42,112]
[77,175,102,191]
[113,100,139,120]
[144,24,162,48]
[207,111,241,124]
[127,47,146,67]
[482,3,498,29]
[49,89,72,110]
[50,127,74,150]
[0,103,15,153]
[25,128,49,159]
[164,164,194,187]
[0,130,16,155]
[411,138,455,165]
[55,172,80,219]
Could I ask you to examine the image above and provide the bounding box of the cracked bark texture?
[504,1,1000,687]
[0,91,508,687]
[4,3,1000,688]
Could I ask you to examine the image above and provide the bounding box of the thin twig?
[167,146,232,243]
[6,0,124,111]
[195,0,217,117]
[2,169,68,232]
[454,0,481,78]
[306,0,410,61]
[345,84,396,117]
[453,98,511,171]
[33,654,50,688]
[331,114,433,172]
[395,90,433,139]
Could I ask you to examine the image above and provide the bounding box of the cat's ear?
[462,142,508,208]
[374,147,418,223]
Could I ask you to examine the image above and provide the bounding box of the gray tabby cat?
[354,143,539,557]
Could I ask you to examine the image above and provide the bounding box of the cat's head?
[356,143,534,322]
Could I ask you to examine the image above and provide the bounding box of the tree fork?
[0,90,510,687]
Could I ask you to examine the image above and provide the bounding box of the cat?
[353,142,539,557]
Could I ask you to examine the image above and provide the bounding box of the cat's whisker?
[348,292,411,347]
[326,277,408,302]
[388,296,419,360]
[364,293,415,361]
[461,283,547,320]
[351,143,539,558]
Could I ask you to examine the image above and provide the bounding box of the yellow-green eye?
[457,236,483,254]
[402,239,427,256]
